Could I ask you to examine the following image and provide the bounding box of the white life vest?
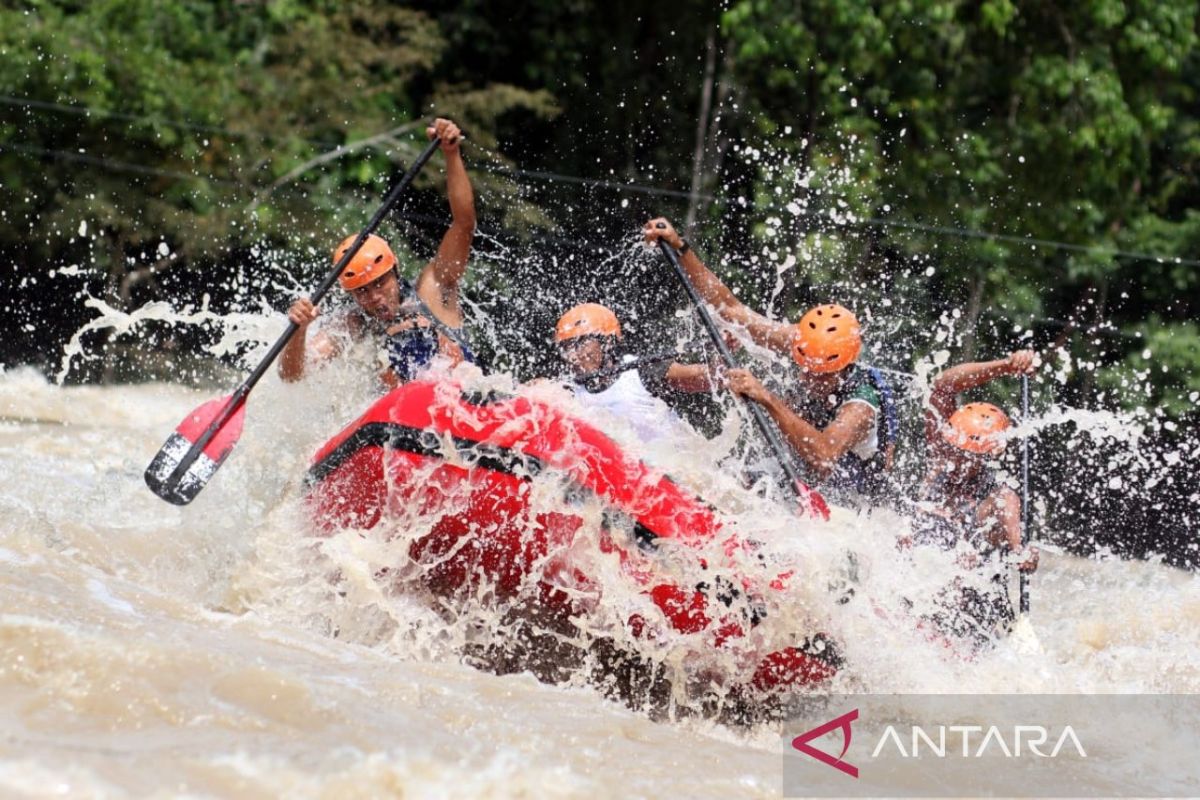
[572,368,691,449]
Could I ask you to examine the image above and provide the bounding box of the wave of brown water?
[2,367,1198,798]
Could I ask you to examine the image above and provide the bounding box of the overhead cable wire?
[0,93,341,148]
[473,156,1200,267]
[1,138,1152,372]
[5,93,1198,267]
[0,141,609,254]
[2,94,696,199]
[0,141,229,184]
[472,162,708,201]
[1,138,1184,319]
[461,139,1200,268]
[845,217,1200,268]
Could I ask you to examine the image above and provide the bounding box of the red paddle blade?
[798,482,831,521]
[144,394,246,505]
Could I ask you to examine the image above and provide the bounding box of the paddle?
[1019,373,1032,614]
[655,239,829,520]
[145,135,443,506]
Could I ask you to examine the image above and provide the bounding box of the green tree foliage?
[406,0,1197,415]
[0,0,1196,419]
[0,0,555,316]
[719,0,1200,410]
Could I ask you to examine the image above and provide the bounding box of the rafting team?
[281,119,1040,647]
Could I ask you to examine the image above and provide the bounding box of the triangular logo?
[791,708,859,778]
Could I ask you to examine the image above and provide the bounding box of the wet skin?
[560,338,607,379]
[349,271,403,324]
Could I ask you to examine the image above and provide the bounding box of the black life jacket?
[782,365,899,500]
[912,466,1002,551]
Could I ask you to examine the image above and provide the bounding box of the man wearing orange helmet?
[553,302,716,447]
[908,351,1040,644]
[279,118,475,386]
[642,218,896,500]
[916,351,1040,570]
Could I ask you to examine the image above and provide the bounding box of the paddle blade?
[1009,615,1043,656]
[796,482,831,521]
[144,395,246,505]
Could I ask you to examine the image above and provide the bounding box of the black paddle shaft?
[163,136,444,488]
[656,239,809,498]
[1020,374,1032,614]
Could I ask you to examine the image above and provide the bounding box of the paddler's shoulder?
[840,365,882,410]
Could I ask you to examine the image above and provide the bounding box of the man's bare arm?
[926,350,1036,441]
[726,368,875,477]
[279,297,318,382]
[416,118,475,328]
[980,487,1039,572]
[642,217,794,355]
[664,362,716,393]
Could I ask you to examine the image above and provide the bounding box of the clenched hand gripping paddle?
[656,239,830,520]
[145,135,443,505]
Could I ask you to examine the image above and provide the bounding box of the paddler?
[907,350,1040,643]
[280,118,476,387]
[641,217,897,502]
[553,302,718,447]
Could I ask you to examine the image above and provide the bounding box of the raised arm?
[642,217,795,356]
[661,331,742,393]
[416,118,476,328]
[927,350,1036,430]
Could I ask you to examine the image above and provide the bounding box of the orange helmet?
[943,402,1011,454]
[334,233,397,290]
[555,303,622,342]
[791,304,862,373]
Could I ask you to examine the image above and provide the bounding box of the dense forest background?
[1,1,1196,560]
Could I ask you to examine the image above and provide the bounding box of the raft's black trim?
[602,509,658,552]
[632,523,658,550]
[305,421,545,488]
[795,633,844,669]
[460,389,516,407]
[307,420,666,553]
[305,420,848,661]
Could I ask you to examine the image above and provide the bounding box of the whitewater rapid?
[2,366,1198,798]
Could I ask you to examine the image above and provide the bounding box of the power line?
[0,139,623,252]
[0,141,399,207]
[0,138,1153,363]
[4,88,1198,267]
[392,210,620,256]
[0,93,341,148]
[0,140,613,254]
[848,217,1200,268]
[470,151,1200,267]
[0,93,720,204]
[3,139,1194,309]
[463,139,1200,268]
[472,161,707,202]
[0,141,236,184]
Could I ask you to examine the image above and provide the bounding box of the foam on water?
[3,333,1199,795]
[5,131,1198,791]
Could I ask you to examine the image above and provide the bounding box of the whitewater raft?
[304,379,839,695]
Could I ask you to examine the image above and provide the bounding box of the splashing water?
[2,250,1198,794]
[4,118,1197,794]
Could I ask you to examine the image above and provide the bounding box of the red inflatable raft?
[305,379,839,695]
